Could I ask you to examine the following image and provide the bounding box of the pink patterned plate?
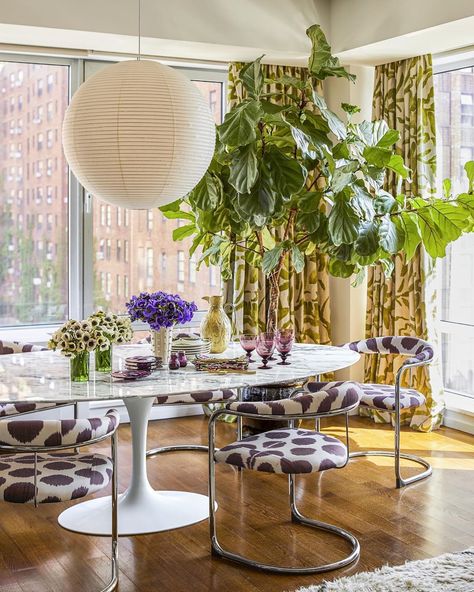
[111,370,151,380]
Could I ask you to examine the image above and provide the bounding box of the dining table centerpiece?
[126,292,198,364]
[48,319,105,382]
[88,311,134,372]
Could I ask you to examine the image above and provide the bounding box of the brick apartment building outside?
[0,61,221,326]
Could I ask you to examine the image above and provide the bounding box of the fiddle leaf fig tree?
[161,24,474,331]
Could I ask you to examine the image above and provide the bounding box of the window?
[91,71,224,313]
[177,251,185,284]
[434,64,474,398]
[0,56,224,331]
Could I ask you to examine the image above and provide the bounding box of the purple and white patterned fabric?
[0,452,113,504]
[0,409,120,448]
[154,389,237,405]
[0,402,68,418]
[226,382,362,416]
[215,428,347,474]
[0,340,47,355]
[305,381,425,412]
[343,336,434,366]
[358,383,425,410]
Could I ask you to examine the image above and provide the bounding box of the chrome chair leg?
[147,443,209,457]
[102,430,119,592]
[208,415,360,574]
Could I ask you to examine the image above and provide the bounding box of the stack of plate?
[125,355,161,372]
[171,334,211,357]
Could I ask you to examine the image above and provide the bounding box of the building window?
[100,204,106,226]
[434,65,474,399]
[106,239,112,260]
[147,209,153,231]
[116,274,121,297]
[177,251,185,283]
[117,207,122,226]
[124,240,129,263]
[146,248,154,285]
[106,205,112,227]
[116,239,121,261]
[189,253,197,283]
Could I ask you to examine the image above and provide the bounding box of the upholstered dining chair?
[0,409,120,591]
[208,382,363,574]
[146,389,238,457]
[0,339,78,420]
[301,337,434,489]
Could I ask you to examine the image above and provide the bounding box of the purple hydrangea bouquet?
[126,292,197,363]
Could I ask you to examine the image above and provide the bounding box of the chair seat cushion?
[0,402,65,418]
[215,429,347,475]
[0,452,112,504]
[154,389,236,405]
[359,384,425,410]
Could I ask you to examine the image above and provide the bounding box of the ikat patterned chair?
[0,340,77,420]
[0,409,120,591]
[146,388,238,458]
[208,383,363,573]
[304,336,434,488]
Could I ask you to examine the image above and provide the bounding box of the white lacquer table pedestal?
[58,397,209,536]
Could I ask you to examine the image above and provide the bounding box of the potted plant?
[161,24,474,331]
[126,291,197,364]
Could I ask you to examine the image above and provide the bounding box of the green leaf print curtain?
[364,54,444,432]
[224,62,332,344]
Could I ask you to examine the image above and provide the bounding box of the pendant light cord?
[137,0,141,60]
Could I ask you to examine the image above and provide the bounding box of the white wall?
[330,0,474,65]
[325,65,374,380]
[0,0,329,65]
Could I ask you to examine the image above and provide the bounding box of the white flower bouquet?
[48,319,106,358]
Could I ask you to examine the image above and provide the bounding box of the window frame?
[434,53,474,400]
[0,53,227,340]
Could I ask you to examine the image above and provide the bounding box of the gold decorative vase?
[200,296,231,354]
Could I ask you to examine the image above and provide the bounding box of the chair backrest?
[343,336,434,366]
[0,409,120,449]
[0,340,47,355]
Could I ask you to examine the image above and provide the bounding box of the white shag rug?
[295,548,474,592]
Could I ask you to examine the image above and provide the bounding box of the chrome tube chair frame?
[208,403,360,575]
[146,390,240,458]
[349,358,432,488]
[0,429,119,591]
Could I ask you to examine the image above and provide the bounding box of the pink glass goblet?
[256,332,276,369]
[239,334,257,362]
[276,329,294,365]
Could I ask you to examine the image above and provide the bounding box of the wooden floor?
[0,415,473,592]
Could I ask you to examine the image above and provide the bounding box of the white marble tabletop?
[0,343,359,404]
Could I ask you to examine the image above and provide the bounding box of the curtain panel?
[365,54,444,432]
[225,63,331,345]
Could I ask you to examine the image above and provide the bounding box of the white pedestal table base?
[58,397,210,536]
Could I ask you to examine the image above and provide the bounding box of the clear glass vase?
[95,346,112,372]
[70,351,90,382]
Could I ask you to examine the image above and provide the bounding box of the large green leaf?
[291,245,305,273]
[331,167,354,194]
[218,100,262,147]
[465,161,474,193]
[379,216,401,254]
[387,154,410,179]
[264,148,307,197]
[228,143,259,194]
[306,25,356,82]
[413,206,446,258]
[297,209,321,233]
[355,221,379,256]
[328,194,360,245]
[428,199,468,241]
[329,259,355,278]
[240,55,264,98]
[352,184,375,219]
[297,191,322,213]
[172,223,196,241]
[312,92,347,140]
[262,245,284,274]
[376,129,400,148]
[363,146,392,168]
[189,173,221,210]
[395,212,421,260]
[374,190,397,214]
[457,192,474,215]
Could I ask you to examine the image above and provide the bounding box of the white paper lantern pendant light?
[62,1,216,209]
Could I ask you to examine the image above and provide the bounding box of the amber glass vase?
[200,295,231,353]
